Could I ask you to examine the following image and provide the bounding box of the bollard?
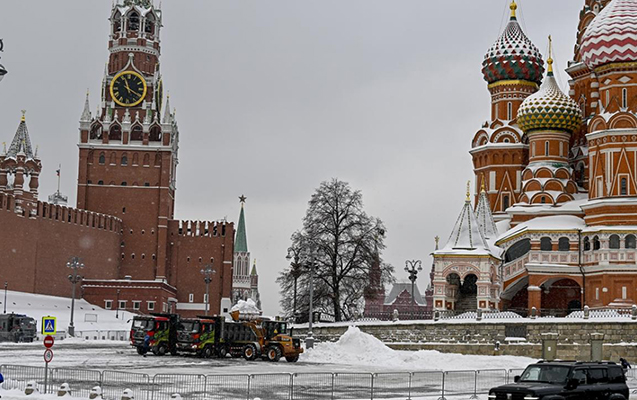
[121,388,134,400]
[632,305,637,320]
[541,333,559,361]
[494,340,501,352]
[476,309,483,321]
[434,310,440,321]
[25,381,39,396]
[583,305,590,320]
[89,386,103,400]
[170,394,182,400]
[530,307,537,319]
[590,333,605,362]
[57,383,71,397]
[392,309,399,322]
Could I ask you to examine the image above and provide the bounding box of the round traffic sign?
[44,348,53,363]
[43,335,54,348]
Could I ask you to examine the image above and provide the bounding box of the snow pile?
[230,298,261,314]
[301,326,535,371]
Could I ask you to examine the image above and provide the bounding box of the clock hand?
[123,79,133,94]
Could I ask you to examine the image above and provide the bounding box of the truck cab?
[0,313,37,343]
[176,316,222,358]
[130,313,179,356]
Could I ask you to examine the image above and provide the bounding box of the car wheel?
[266,346,282,362]
[243,344,257,361]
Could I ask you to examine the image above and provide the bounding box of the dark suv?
[488,361,629,400]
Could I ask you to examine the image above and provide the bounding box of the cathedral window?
[558,237,570,251]
[626,235,636,249]
[593,236,601,251]
[143,154,150,166]
[507,102,512,120]
[149,126,161,141]
[131,125,143,141]
[584,237,591,251]
[127,11,140,31]
[99,153,105,165]
[121,154,128,166]
[145,13,156,35]
[504,238,531,263]
[609,234,620,249]
[540,237,552,251]
[98,180,104,185]
[621,177,627,195]
[90,124,102,140]
[109,124,122,141]
[544,141,549,156]
[622,88,628,109]
[540,196,546,204]
[503,195,509,210]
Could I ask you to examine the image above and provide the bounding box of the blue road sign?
[42,316,56,335]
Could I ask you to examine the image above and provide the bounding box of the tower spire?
[163,93,171,123]
[510,0,517,20]
[466,180,471,203]
[80,89,92,122]
[7,111,34,159]
[547,35,554,76]
[235,195,248,253]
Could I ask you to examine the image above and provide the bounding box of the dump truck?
[0,313,37,342]
[130,313,179,356]
[175,316,223,358]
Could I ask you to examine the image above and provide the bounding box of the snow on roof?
[497,215,586,243]
[506,197,587,215]
[437,197,491,255]
[383,283,426,306]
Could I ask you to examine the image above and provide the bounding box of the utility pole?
[67,257,84,337]
[404,259,422,318]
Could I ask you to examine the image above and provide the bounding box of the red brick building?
[0,0,234,319]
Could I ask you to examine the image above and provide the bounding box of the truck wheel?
[266,346,282,362]
[285,355,299,363]
[217,345,228,358]
[153,343,167,356]
[202,345,213,358]
[243,344,257,361]
[136,347,148,355]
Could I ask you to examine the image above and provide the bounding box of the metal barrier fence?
[2,364,637,399]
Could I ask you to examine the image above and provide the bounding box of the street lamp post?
[0,39,7,83]
[115,289,121,319]
[67,257,84,337]
[285,249,303,322]
[307,256,315,349]
[3,281,7,314]
[404,259,422,319]
[200,264,216,316]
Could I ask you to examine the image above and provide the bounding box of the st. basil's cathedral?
[431,0,637,316]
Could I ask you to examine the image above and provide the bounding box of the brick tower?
[76,0,176,282]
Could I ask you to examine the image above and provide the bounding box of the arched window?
[541,196,546,204]
[584,237,591,251]
[113,12,122,34]
[609,234,620,249]
[127,11,140,31]
[155,153,161,166]
[507,102,512,120]
[558,237,570,251]
[626,234,636,249]
[504,238,531,263]
[121,182,127,186]
[109,124,122,141]
[133,153,139,165]
[130,125,143,141]
[149,126,161,142]
[503,195,510,210]
[145,13,155,35]
[110,152,116,165]
[540,237,552,251]
[622,88,628,109]
[121,154,128,166]
[593,236,601,251]
[621,178,628,195]
[576,163,585,187]
[532,142,536,157]
[99,152,106,165]
[143,154,150,166]
[90,123,102,140]
[98,180,104,185]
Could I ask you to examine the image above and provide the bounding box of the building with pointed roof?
[232,196,261,309]
[432,0,637,315]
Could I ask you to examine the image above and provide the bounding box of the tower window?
[610,234,620,249]
[621,177,628,195]
[131,125,143,141]
[150,126,161,141]
[606,90,610,107]
[540,237,552,251]
[503,195,510,210]
[113,12,122,34]
[626,234,636,249]
[121,182,127,186]
[127,12,140,31]
[99,153,105,165]
[109,125,122,141]
[623,88,628,109]
[121,154,128,166]
[532,142,536,157]
[558,237,570,251]
[98,180,104,185]
[507,102,512,120]
[545,141,549,156]
[593,236,601,251]
[584,237,591,251]
[541,196,546,204]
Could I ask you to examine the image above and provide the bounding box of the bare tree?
[278,178,393,322]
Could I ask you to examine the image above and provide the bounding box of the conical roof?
[235,197,248,253]
[475,182,499,241]
[7,113,35,160]
[580,0,637,69]
[517,47,582,134]
[440,185,490,254]
[482,1,544,85]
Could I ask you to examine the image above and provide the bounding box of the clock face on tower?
[110,70,148,107]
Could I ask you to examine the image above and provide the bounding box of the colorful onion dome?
[580,0,637,69]
[482,1,545,85]
[517,43,582,134]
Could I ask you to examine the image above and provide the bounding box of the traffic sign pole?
[43,348,53,393]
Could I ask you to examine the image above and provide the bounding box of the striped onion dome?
[482,1,545,85]
[580,0,637,69]
[517,60,582,134]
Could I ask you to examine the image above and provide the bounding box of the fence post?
[289,373,293,400]
[437,371,446,400]
[247,374,252,400]
[370,373,375,400]
[470,370,478,399]
[331,373,335,400]
[407,372,412,400]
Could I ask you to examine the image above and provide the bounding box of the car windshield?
[179,321,200,333]
[520,365,570,384]
[132,319,153,330]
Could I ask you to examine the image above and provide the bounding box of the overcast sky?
[0,0,583,316]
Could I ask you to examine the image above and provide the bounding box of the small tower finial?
[480,174,486,193]
[510,0,517,19]
[466,180,471,202]
[20,110,26,122]
[434,235,440,251]
[547,35,554,75]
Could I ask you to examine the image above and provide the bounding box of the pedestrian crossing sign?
[42,316,56,335]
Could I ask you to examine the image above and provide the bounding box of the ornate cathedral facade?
[432,0,637,315]
[0,0,259,318]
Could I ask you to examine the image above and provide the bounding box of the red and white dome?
[580,0,637,69]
